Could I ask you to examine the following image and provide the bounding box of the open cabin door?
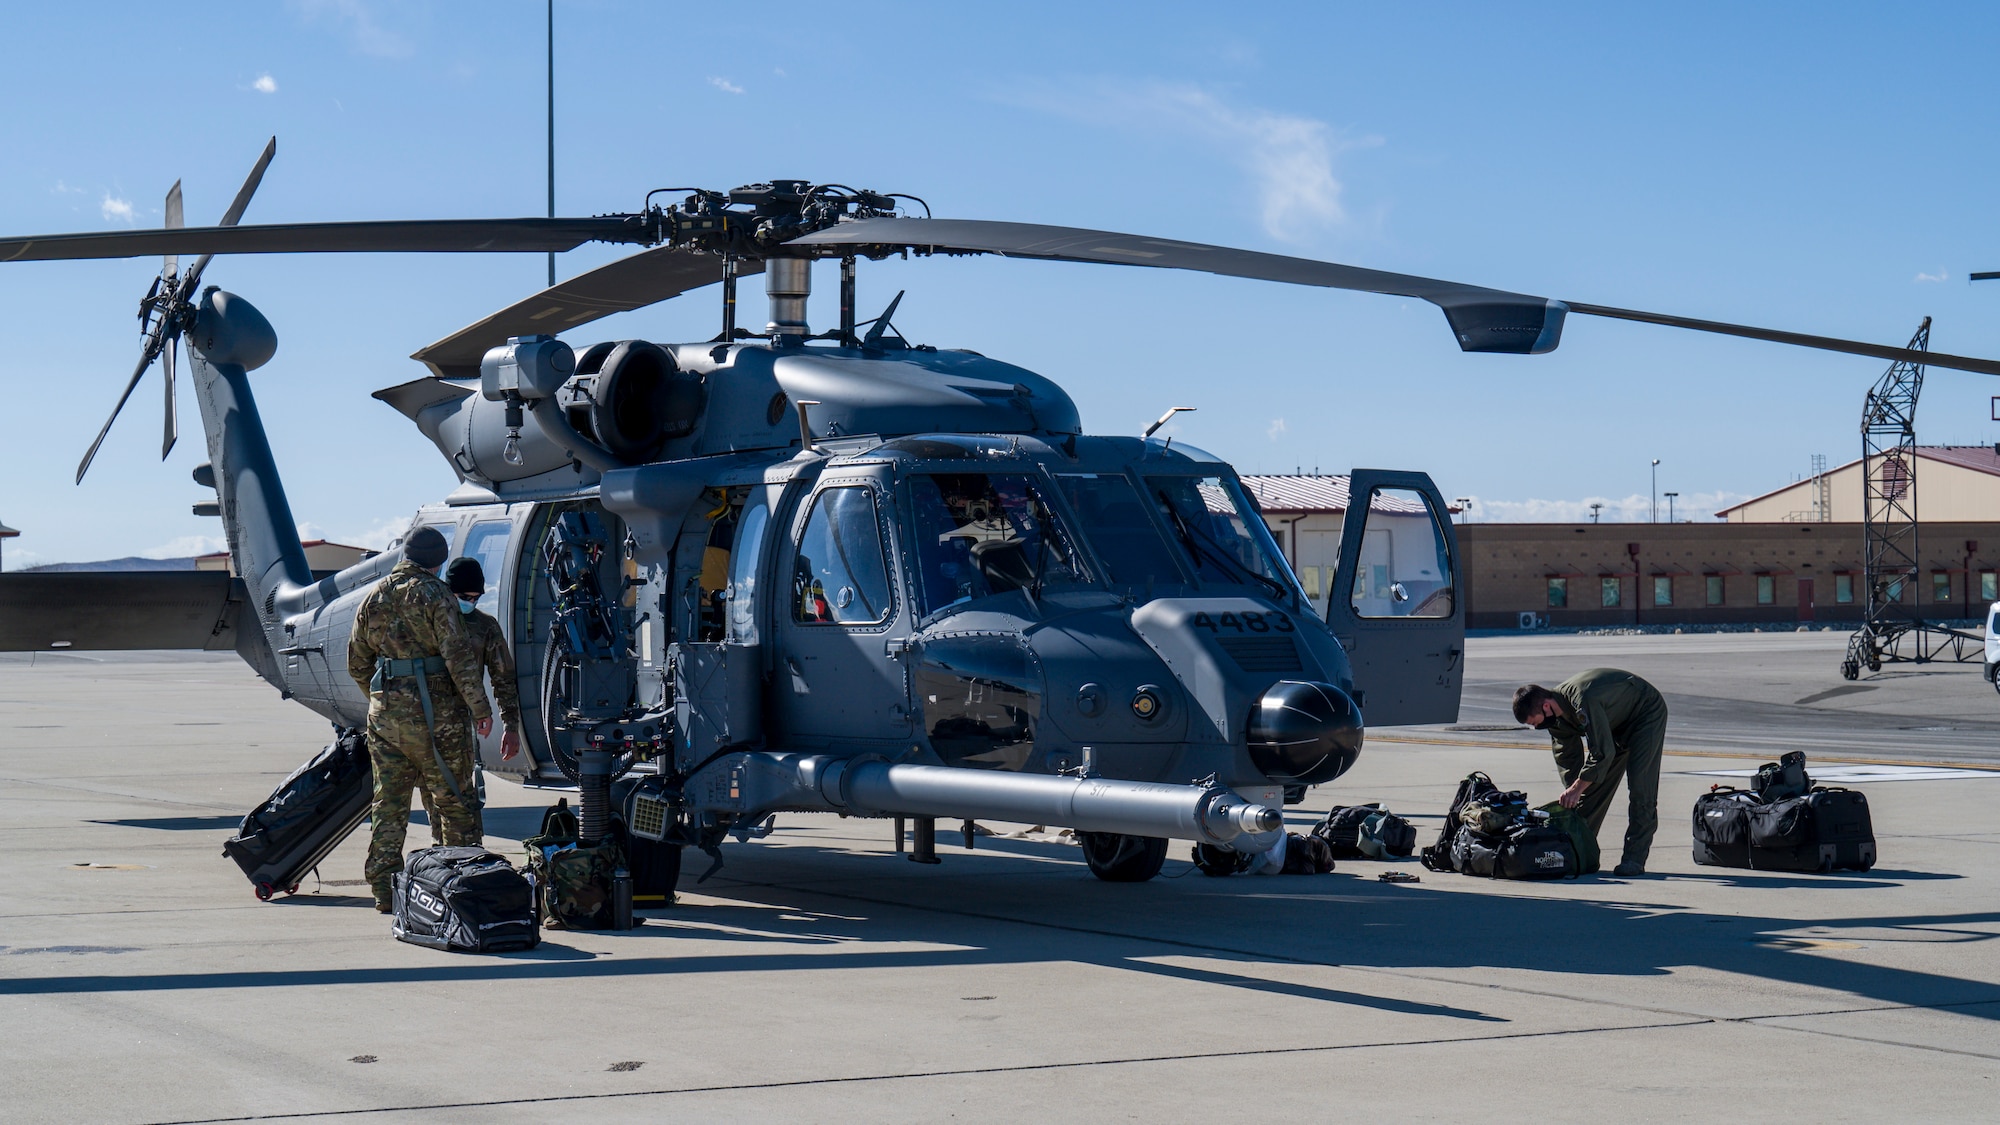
[1322,469,1464,726]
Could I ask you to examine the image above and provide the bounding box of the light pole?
[1589,502,1603,524]
[1454,497,1473,525]
[1650,459,1661,523]
[1664,491,1679,522]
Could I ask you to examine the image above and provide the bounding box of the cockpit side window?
[907,473,1090,615]
[793,486,894,626]
[725,487,773,644]
[1145,475,1298,602]
[457,520,511,616]
[1054,473,1184,588]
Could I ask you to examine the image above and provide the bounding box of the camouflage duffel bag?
[523,798,625,930]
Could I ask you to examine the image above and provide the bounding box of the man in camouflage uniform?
[346,526,494,912]
[1512,668,1669,877]
[416,556,522,842]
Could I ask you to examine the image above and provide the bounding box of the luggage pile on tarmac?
[1691,751,1877,873]
[1419,771,1589,880]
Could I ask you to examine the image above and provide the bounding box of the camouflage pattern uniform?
[347,560,493,907]
[420,605,520,842]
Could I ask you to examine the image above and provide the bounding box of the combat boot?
[372,877,395,913]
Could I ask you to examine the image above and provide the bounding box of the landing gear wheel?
[1078,832,1168,882]
[1192,843,1251,877]
[254,884,274,902]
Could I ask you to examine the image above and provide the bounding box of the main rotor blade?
[412,246,754,378]
[791,217,1562,354]
[183,135,278,290]
[160,335,178,461]
[1,215,650,263]
[77,340,162,484]
[1563,303,2000,378]
[162,180,183,277]
[796,216,2000,376]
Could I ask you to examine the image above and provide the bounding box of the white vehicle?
[1985,602,2000,686]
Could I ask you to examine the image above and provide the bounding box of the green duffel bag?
[523,798,625,929]
[1536,801,1600,874]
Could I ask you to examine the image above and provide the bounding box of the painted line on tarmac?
[1370,734,2000,773]
[144,1017,1718,1124]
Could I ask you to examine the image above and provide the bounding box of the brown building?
[1243,475,2000,630]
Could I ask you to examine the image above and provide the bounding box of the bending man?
[347,526,494,912]
[1512,668,1669,877]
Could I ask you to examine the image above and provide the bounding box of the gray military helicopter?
[5,140,1994,890]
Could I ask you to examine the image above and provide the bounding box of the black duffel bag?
[1421,773,1500,871]
[393,846,540,953]
[1494,821,1579,879]
[1449,824,1502,876]
[1748,788,1877,873]
[1312,803,1381,859]
[1692,786,1761,868]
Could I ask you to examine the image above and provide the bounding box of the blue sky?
[4,2,2000,565]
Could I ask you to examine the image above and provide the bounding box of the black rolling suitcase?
[392,846,540,953]
[222,729,374,900]
[1747,788,1877,873]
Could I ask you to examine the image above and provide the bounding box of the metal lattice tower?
[1842,318,1983,677]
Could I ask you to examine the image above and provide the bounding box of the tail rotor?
[74,137,276,484]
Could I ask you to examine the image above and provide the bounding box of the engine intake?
[565,340,704,462]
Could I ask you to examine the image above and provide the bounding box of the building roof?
[1239,475,1444,515]
[0,521,17,538]
[194,540,370,564]
[1714,445,2000,517]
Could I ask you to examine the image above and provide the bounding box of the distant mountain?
[21,557,198,573]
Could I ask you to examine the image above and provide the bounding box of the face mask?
[458,598,476,615]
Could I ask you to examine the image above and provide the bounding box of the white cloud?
[1914,270,1948,283]
[1008,80,1371,242]
[100,194,134,222]
[290,0,413,59]
[1267,417,1288,441]
[49,179,85,196]
[1461,491,1750,523]
[336,516,411,552]
[252,74,278,94]
[709,76,745,95]
[141,534,227,559]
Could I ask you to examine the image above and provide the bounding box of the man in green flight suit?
[412,556,522,843]
[346,526,494,912]
[1511,668,1669,877]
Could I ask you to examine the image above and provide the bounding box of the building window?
[1835,573,1854,604]
[1983,571,1997,602]
[1653,576,1672,607]
[1706,575,1724,605]
[1933,572,1952,603]
[1547,577,1568,608]
[1601,577,1621,607]
[1756,575,1775,605]
[1886,578,1904,602]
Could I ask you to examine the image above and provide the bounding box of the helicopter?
[4,139,1994,891]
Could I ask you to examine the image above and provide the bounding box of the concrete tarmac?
[3,636,1999,1123]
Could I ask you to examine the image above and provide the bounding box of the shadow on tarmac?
[7,835,1997,1027]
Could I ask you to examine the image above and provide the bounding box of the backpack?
[1420,772,1500,871]
[522,798,625,930]
[392,846,539,953]
[1311,804,1381,858]
[1359,810,1418,858]
[1752,751,1812,802]
[1457,789,1530,835]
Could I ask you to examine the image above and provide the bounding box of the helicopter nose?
[1246,680,1364,787]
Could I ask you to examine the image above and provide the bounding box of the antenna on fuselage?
[1143,406,1197,439]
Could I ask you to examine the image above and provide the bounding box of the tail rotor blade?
[160,333,178,460]
[76,342,161,484]
[183,136,276,291]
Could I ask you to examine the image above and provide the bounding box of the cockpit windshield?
[908,473,1090,615]
[1145,475,1297,601]
[1054,473,1185,588]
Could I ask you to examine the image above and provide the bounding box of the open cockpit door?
[1322,470,1464,726]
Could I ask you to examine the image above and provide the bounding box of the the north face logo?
[1534,852,1566,869]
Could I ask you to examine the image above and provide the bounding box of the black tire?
[1078,832,1168,882]
[1840,660,1859,681]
